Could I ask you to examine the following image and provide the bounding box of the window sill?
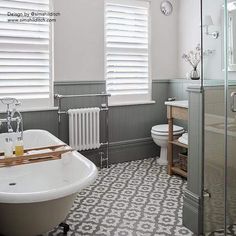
[0,107,58,113]
[109,100,156,107]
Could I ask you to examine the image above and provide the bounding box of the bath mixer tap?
[0,98,23,137]
[11,108,24,138]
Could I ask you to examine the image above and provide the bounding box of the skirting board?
[183,189,203,235]
[81,137,160,166]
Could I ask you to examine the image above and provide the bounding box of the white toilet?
[151,124,185,165]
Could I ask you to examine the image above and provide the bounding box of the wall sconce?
[203,15,219,39]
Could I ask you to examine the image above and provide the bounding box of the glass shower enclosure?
[203,0,236,234]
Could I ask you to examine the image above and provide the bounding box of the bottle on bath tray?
[15,136,24,156]
[4,137,13,158]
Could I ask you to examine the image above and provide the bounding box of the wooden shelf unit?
[167,104,188,178]
[171,166,187,178]
[169,140,188,149]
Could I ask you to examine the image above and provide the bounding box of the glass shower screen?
[203,0,236,234]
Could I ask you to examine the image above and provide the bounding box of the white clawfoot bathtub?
[0,129,98,236]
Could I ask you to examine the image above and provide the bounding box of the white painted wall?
[151,0,179,80]
[54,0,236,82]
[54,0,179,81]
[54,0,104,81]
[202,0,224,80]
[177,0,201,79]
[177,0,236,80]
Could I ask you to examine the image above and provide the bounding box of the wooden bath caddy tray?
[0,144,74,168]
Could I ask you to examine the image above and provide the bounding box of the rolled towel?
[182,132,188,140]
[178,136,188,145]
[27,149,52,155]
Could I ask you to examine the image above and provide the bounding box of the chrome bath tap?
[0,98,23,137]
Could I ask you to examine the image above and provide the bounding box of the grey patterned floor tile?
[45,158,194,236]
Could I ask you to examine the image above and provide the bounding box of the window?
[0,0,53,110]
[105,0,151,105]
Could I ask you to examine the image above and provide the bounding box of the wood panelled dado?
[54,80,169,164]
[0,80,191,165]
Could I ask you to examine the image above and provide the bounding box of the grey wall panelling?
[183,85,203,235]
[0,79,194,165]
[54,81,169,164]
[0,111,58,137]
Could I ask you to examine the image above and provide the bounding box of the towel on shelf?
[178,132,188,145]
[27,149,52,155]
[182,133,188,140]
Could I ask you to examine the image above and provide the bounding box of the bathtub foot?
[59,222,70,234]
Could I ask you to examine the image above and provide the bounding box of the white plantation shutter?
[105,0,151,105]
[0,0,53,109]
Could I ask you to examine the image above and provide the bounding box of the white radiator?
[68,108,100,151]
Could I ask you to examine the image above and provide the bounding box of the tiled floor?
[46,158,193,236]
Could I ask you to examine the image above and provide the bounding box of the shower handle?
[231,92,236,112]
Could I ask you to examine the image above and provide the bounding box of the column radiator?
[68,108,100,151]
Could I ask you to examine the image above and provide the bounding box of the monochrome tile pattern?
[204,162,236,235]
[46,158,193,236]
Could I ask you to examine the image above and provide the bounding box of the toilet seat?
[151,130,184,136]
[151,124,184,136]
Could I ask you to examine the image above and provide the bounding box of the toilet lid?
[151,130,184,136]
[151,124,184,134]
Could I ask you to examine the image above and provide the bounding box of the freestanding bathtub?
[0,129,98,236]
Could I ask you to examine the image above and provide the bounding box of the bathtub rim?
[0,129,98,204]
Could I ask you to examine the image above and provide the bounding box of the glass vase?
[190,67,200,80]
